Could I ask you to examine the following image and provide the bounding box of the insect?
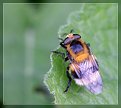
[52,31,103,95]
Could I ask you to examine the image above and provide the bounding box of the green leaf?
[44,3,118,105]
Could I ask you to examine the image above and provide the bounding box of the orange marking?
[69,63,80,73]
[78,39,89,53]
[69,64,75,72]
[75,53,89,62]
[79,38,85,43]
[66,38,89,62]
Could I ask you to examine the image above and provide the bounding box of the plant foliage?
[44,3,118,105]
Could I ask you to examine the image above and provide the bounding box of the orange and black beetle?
[52,31,103,95]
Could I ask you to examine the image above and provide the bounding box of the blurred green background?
[3,3,84,105]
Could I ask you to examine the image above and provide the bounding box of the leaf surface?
[44,3,118,105]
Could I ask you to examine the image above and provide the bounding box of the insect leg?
[60,42,66,49]
[58,37,64,41]
[70,29,74,33]
[51,51,69,62]
[51,51,65,58]
[86,43,90,47]
[64,56,69,62]
[64,65,72,93]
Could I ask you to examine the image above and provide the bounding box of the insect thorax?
[70,40,83,54]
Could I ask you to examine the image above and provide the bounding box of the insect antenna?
[70,29,74,33]
[62,33,68,37]
[59,29,74,38]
